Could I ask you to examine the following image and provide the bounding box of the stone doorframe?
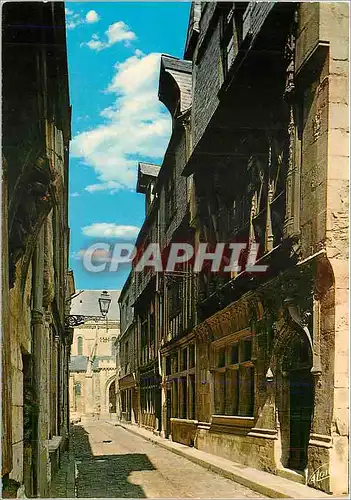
[104,374,116,414]
[266,302,322,474]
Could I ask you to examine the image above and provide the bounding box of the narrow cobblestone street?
[63,419,264,498]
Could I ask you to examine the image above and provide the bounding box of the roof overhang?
[158,54,192,117]
[136,162,160,194]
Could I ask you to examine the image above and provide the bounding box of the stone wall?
[196,428,276,473]
[2,4,71,496]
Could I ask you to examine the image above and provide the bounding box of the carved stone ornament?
[284,28,296,100]
[65,315,86,328]
[9,155,60,289]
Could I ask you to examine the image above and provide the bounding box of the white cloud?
[86,10,100,23]
[86,39,105,51]
[66,8,100,30]
[106,21,136,44]
[85,181,122,194]
[82,223,140,239]
[70,51,171,192]
[67,20,82,30]
[70,192,81,197]
[84,21,136,51]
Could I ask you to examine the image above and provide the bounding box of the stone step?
[277,467,306,485]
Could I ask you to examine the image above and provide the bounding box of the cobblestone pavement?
[50,449,75,498]
[70,419,265,498]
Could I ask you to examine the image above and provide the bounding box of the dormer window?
[220,3,248,79]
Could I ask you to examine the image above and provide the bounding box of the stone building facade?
[69,290,120,417]
[118,273,139,424]
[1,2,73,497]
[132,162,162,431]
[117,2,349,495]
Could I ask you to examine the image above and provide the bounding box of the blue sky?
[66,2,191,291]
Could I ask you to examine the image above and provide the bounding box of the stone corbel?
[45,311,53,325]
[31,309,44,326]
[284,297,322,375]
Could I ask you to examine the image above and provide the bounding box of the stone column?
[31,227,51,498]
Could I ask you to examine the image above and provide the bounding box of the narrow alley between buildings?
[2,2,349,498]
[52,420,264,498]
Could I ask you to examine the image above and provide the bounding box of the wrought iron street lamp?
[98,290,112,317]
[65,290,112,328]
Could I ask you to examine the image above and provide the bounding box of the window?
[180,377,187,419]
[172,380,179,418]
[169,281,181,318]
[166,344,196,420]
[212,334,255,417]
[111,337,117,356]
[77,336,83,356]
[181,349,187,371]
[230,344,239,364]
[218,348,226,368]
[171,353,178,374]
[189,344,195,368]
[75,383,81,396]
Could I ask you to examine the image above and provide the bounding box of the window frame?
[211,331,255,418]
[77,336,83,356]
[166,342,196,421]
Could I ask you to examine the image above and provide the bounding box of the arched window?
[111,337,117,356]
[77,336,83,356]
[75,383,81,396]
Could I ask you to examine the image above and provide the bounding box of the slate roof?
[69,356,88,372]
[161,54,192,73]
[159,55,193,114]
[137,162,160,193]
[139,162,160,178]
[70,290,120,320]
[69,355,116,372]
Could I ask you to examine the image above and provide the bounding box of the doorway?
[288,368,314,470]
[155,386,162,432]
[109,381,116,412]
[282,333,314,472]
[165,388,172,438]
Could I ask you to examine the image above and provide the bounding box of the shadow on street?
[72,425,155,498]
